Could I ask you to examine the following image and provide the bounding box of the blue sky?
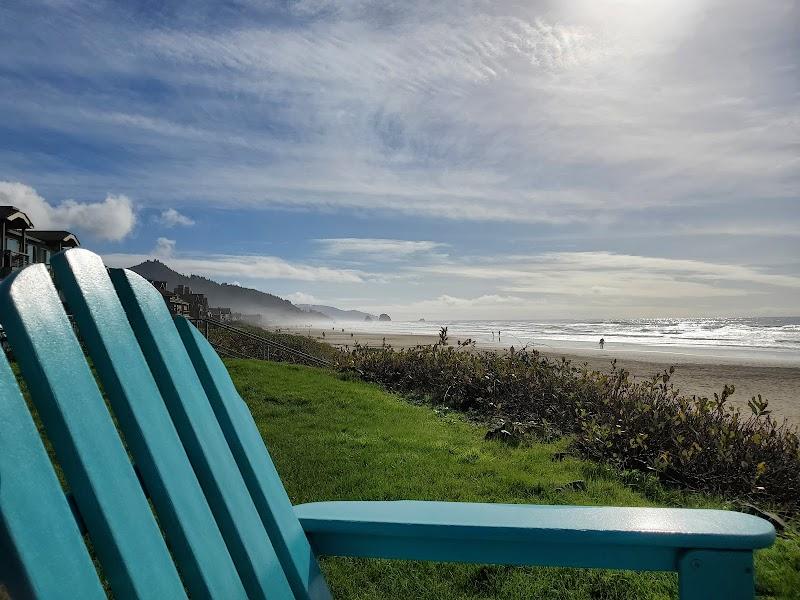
[1,0,798,319]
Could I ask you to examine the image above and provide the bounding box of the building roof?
[27,230,81,247]
[0,206,34,229]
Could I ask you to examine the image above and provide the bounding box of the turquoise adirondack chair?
[0,249,774,599]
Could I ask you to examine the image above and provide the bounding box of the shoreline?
[275,325,800,427]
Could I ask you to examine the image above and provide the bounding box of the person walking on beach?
[599,337,605,349]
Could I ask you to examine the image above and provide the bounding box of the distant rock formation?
[378,313,391,322]
[364,315,373,321]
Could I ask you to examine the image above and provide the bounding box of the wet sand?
[276,326,800,427]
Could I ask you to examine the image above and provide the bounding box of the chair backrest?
[175,314,329,600]
[0,249,331,600]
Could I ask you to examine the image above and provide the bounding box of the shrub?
[340,342,800,511]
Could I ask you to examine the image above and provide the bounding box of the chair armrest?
[294,501,775,572]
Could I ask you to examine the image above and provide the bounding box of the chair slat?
[177,317,332,600]
[0,265,186,600]
[0,349,106,600]
[110,267,294,600]
[51,249,248,600]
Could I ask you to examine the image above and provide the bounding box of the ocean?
[352,317,800,366]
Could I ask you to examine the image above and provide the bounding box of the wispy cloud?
[4,1,795,228]
[2,1,798,318]
[316,238,447,258]
[677,224,800,238]
[103,251,365,284]
[415,252,800,294]
[146,15,602,94]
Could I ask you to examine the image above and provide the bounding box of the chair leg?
[678,549,754,600]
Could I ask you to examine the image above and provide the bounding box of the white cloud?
[174,256,364,283]
[156,208,195,227]
[103,251,364,283]
[316,238,447,257]
[153,237,176,258]
[285,291,320,305]
[0,181,136,241]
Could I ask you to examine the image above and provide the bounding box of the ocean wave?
[368,316,800,354]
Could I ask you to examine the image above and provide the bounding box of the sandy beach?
[278,325,800,427]
[538,351,800,427]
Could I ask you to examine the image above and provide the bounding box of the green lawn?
[227,359,800,600]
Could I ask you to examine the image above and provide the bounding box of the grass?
[344,343,800,510]
[227,359,800,599]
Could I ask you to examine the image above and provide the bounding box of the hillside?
[129,260,328,322]
[297,303,377,321]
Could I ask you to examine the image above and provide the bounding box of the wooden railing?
[1,250,29,277]
[2,249,29,267]
[194,317,332,368]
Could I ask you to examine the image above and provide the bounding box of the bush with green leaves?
[341,337,800,512]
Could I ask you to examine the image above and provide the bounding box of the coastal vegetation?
[341,331,800,514]
[231,359,800,599]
